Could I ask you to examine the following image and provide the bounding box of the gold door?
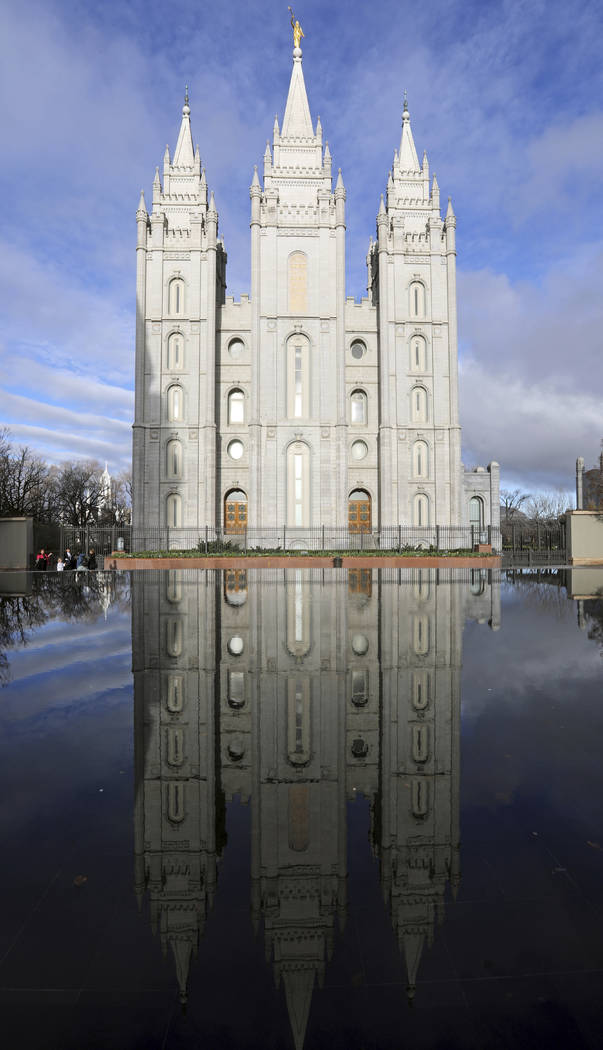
[348,499,371,533]
[224,500,247,534]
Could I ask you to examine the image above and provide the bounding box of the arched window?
[166,674,184,713]
[413,492,429,527]
[227,670,245,708]
[412,724,430,764]
[169,278,184,316]
[166,618,182,657]
[413,440,429,479]
[227,337,244,359]
[350,340,367,360]
[166,569,182,603]
[167,333,183,370]
[166,439,182,479]
[410,386,427,424]
[287,334,309,419]
[412,671,431,710]
[409,281,425,318]
[167,727,184,767]
[228,388,245,424]
[167,384,183,423]
[469,496,484,530]
[287,442,310,527]
[288,251,308,313]
[411,336,426,372]
[350,389,367,424]
[167,781,185,823]
[413,614,429,655]
[166,492,182,528]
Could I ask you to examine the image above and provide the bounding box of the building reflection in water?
[132,567,501,1047]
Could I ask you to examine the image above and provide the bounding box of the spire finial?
[183,85,190,116]
[404,89,408,112]
[185,84,189,105]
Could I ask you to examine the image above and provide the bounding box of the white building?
[132,35,499,538]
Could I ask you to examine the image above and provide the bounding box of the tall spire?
[399,93,420,173]
[281,42,314,139]
[173,86,195,167]
[283,970,315,1050]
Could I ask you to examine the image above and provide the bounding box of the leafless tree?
[525,491,570,524]
[500,488,530,523]
[54,460,106,526]
[0,433,55,519]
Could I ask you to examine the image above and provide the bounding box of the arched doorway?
[224,489,247,533]
[348,489,372,533]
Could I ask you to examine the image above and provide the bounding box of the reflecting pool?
[1,567,603,1049]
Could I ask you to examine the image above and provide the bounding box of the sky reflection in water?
[0,567,602,1050]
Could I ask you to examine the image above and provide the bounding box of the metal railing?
[500,522,566,563]
[59,523,501,556]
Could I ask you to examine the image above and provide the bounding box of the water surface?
[1,567,602,1049]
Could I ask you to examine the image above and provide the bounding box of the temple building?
[132,28,499,535]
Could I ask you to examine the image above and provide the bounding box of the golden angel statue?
[288,7,305,48]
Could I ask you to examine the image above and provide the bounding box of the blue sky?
[0,0,601,492]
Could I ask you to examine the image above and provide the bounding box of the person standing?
[87,549,97,571]
[64,548,75,570]
[57,557,65,572]
[35,549,48,571]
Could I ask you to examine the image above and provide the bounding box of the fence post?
[244,526,247,555]
[436,524,441,551]
[283,525,286,552]
[322,524,325,551]
[512,525,516,553]
[487,524,492,547]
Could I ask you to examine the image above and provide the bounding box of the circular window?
[351,440,368,461]
[227,440,244,460]
[228,338,244,359]
[351,341,366,360]
[227,636,244,656]
[351,634,369,655]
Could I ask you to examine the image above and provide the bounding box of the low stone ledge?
[105,554,501,571]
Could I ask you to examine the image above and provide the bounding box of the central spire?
[281,12,314,140]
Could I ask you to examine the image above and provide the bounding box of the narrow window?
[167,385,183,423]
[228,389,245,424]
[167,333,183,370]
[412,337,426,371]
[413,440,428,479]
[167,781,185,823]
[411,386,427,424]
[166,440,182,479]
[166,674,184,713]
[287,443,309,528]
[169,278,185,316]
[166,617,182,657]
[167,727,184,767]
[413,493,429,528]
[227,671,245,708]
[351,389,367,424]
[166,492,182,528]
[411,778,429,818]
[413,613,429,655]
[410,281,425,318]
[287,335,309,418]
[166,569,182,602]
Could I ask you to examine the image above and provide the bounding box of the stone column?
[576,457,585,510]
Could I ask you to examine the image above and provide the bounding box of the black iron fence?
[59,523,501,556]
[500,522,566,562]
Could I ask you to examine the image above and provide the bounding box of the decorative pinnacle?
[185,84,189,105]
[404,89,408,112]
